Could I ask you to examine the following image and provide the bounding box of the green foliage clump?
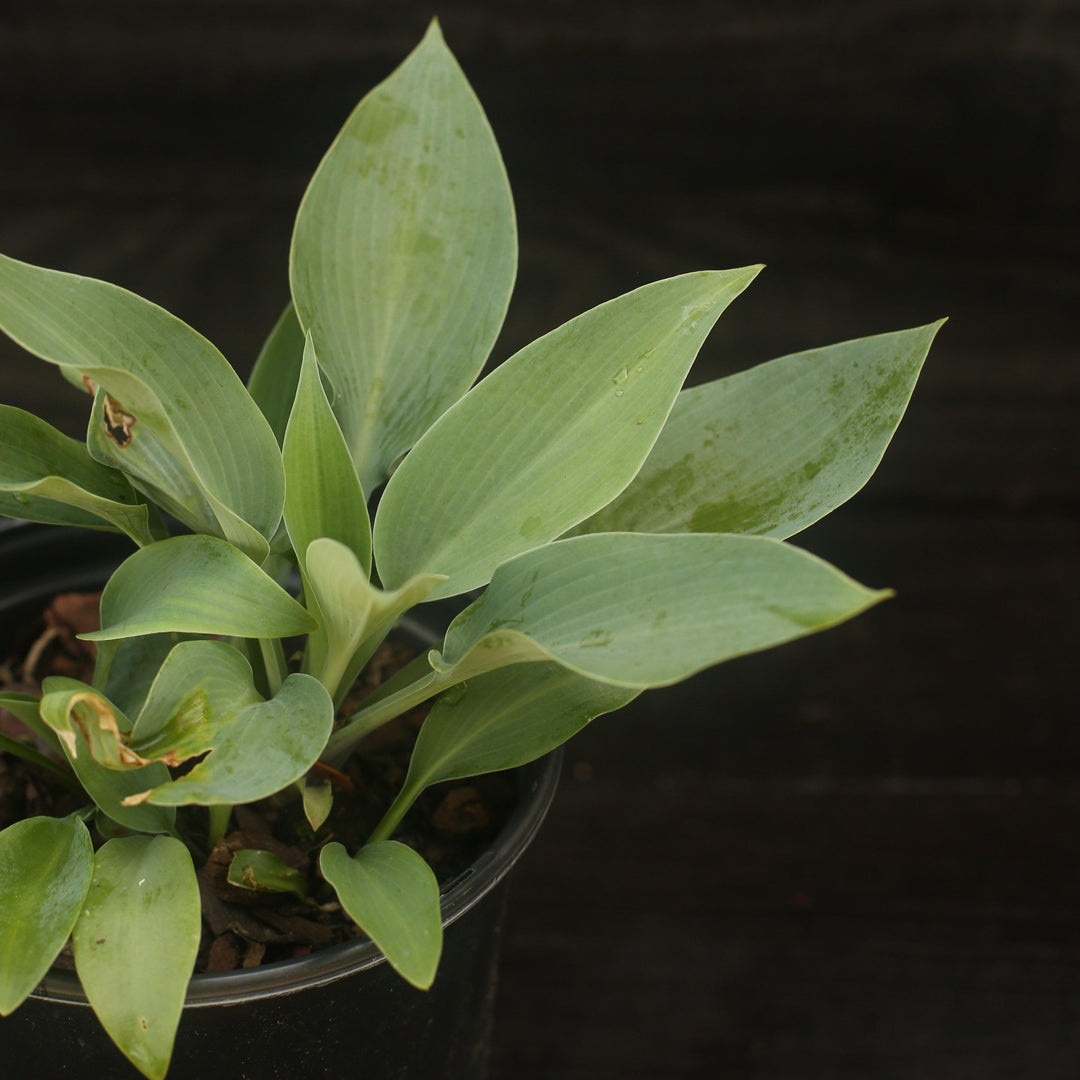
[0,21,940,1079]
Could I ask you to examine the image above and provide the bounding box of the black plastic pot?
[0,521,561,1079]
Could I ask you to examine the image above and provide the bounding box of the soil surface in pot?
[0,592,514,975]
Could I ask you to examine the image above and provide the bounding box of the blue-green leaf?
[321,840,442,990]
[80,534,317,643]
[302,536,443,700]
[103,632,195,720]
[283,334,372,678]
[290,19,517,493]
[38,678,176,835]
[0,815,94,1015]
[0,251,284,559]
[576,321,944,538]
[227,849,308,900]
[409,663,637,785]
[373,268,760,599]
[0,691,57,749]
[247,302,306,445]
[0,405,157,545]
[72,835,200,1080]
[370,663,637,844]
[125,640,335,807]
[434,532,890,688]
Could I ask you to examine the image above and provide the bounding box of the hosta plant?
[0,19,942,1080]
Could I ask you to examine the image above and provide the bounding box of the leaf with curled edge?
[41,643,335,810]
[123,640,335,807]
[38,678,175,835]
[0,251,284,559]
[301,536,444,701]
[0,405,158,545]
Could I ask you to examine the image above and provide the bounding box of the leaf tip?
[723,262,765,285]
[690,263,764,309]
[739,262,765,289]
[405,965,438,992]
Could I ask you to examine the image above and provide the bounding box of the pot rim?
[0,519,562,1008]
[34,749,561,1007]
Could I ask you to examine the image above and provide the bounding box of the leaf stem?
[91,639,119,692]
[345,650,435,715]
[366,781,421,845]
[259,638,287,697]
[207,804,232,850]
[329,628,389,711]
[322,659,451,768]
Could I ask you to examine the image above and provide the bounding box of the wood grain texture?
[0,2,1076,1076]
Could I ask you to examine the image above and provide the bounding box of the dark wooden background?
[1,2,1077,1076]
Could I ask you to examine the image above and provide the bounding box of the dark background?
[1,2,1077,1076]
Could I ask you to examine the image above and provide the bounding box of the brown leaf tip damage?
[103,395,136,447]
[67,692,151,768]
